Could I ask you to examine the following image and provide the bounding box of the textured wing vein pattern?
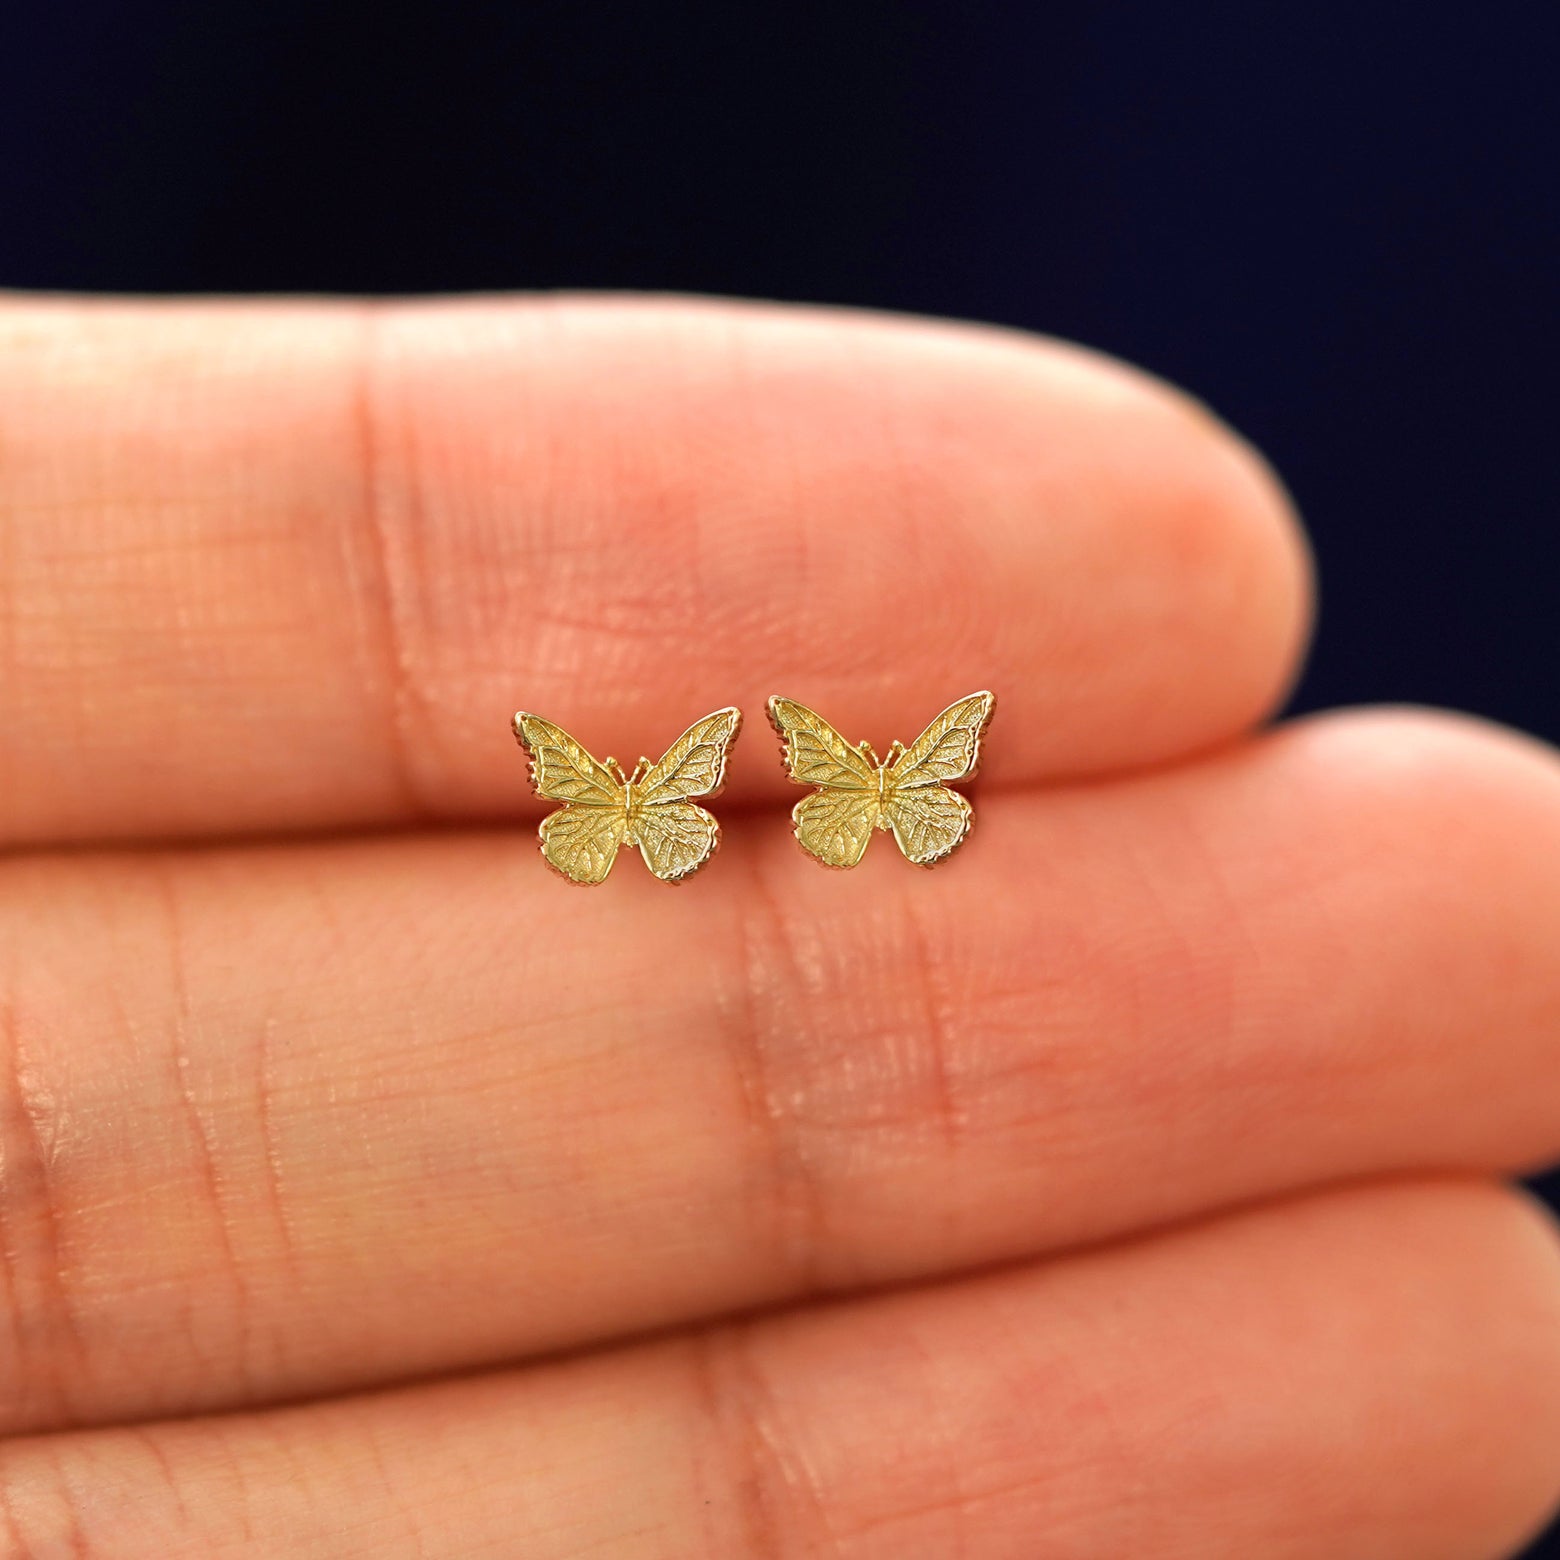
[638,708,743,804]
[539,805,628,884]
[635,802,722,881]
[770,692,994,868]
[513,714,623,805]
[884,784,973,866]
[887,693,995,788]
[793,789,878,869]
[768,698,876,790]
[515,708,741,884]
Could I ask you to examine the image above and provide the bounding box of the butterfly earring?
[767,692,995,869]
[512,707,742,884]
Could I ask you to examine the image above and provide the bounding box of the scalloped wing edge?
[638,706,744,803]
[888,691,997,789]
[765,696,878,789]
[512,711,623,805]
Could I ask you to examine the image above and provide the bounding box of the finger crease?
[354,305,432,821]
[152,865,258,1401]
[0,972,86,1425]
[733,851,829,1294]
[691,1325,837,1560]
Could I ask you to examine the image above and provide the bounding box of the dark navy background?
[2,2,1556,1548]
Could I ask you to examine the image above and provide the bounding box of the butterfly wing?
[885,691,996,789]
[512,712,624,805]
[634,801,722,882]
[767,697,877,790]
[767,697,881,867]
[883,784,973,867]
[878,692,993,867]
[636,706,743,804]
[792,788,877,869]
[539,804,628,884]
[513,712,630,884]
[626,707,741,883]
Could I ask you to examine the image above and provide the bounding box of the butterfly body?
[767,692,995,869]
[864,740,907,816]
[513,708,742,885]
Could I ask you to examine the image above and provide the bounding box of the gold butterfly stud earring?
[767,692,995,869]
[512,707,743,884]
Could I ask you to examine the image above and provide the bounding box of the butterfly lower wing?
[513,712,625,804]
[767,697,876,790]
[634,800,722,882]
[883,783,973,867]
[636,707,743,804]
[886,691,996,788]
[792,788,877,869]
[539,804,628,884]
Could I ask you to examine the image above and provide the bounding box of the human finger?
[7,710,1560,1431]
[0,293,1307,844]
[3,1180,1558,1559]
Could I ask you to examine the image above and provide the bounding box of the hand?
[3,296,1559,1559]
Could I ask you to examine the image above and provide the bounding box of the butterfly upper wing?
[883,784,973,867]
[512,712,624,805]
[633,800,722,882]
[792,789,877,869]
[886,692,996,789]
[767,697,876,790]
[539,804,628,884]
[636,707,743,804]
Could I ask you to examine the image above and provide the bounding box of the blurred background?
[1,1,1556,1547]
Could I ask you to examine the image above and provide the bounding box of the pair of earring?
[512,691,996,885]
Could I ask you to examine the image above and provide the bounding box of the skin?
[1,294,1559,1557]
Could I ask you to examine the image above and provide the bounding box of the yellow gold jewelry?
[767,692,995,869]
[512,707,742,884]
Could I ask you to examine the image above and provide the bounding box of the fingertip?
[1400,1178,1560,1556]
